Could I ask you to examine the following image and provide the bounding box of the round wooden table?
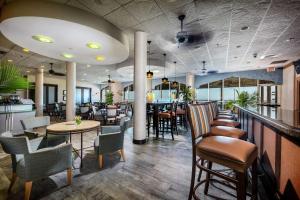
[46,120,100,168]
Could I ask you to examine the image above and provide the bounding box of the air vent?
[270,60,288,64]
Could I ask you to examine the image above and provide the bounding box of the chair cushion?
[216,115,234,120]
[159,112,171,118]
[176,109,185,115]
[210,126,246,139]
[196,136,257,172]
[211,119,240,127]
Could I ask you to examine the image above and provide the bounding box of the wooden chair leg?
[188,151,197,200]
[204,161,212,195]
[252,158,258,200]
[236,171,246,200]
[197,159,204,182]
[67,168,72,185]
[119,149,126,161]
[98,154,103,168]
[8,172,17,193]
[24,181,32,200]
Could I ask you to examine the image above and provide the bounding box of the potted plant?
[0,61,30,93]
[180,85,193,103]
[105,90,114,105]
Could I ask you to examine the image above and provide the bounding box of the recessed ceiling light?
[86,64,91,68]
[23,48,30,52]
[241,26,249,31]
[26,70,31,73]
[7,59,13,62]
[87,42,101,49]
[96,55,105,61]
[32,35,54,43]
[62,53,74,59]
[83,73,87,76]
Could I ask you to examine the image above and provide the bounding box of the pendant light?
[172,61,178,87]
[146,41,153,79]
[162,53,168,84]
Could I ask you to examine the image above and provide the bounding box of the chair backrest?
[21,116,50,131]
[80,106,90,113]
[120,103,127,110]
[207,102,217,119]
[0,132,30,154]
[119,117,128,133]
[107,107,117,117]
[205,104,214,123]
[187,104,211,141]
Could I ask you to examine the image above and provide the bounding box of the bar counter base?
[133,139,147,145]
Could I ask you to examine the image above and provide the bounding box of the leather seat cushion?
[211,119,240,127]
[176,109,186,115]
[196,136,257,172]
[216,115,234,120]
[218,110,232,115]
[159,112,171,118]
[210,126,246,139]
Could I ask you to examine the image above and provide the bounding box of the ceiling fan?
[175,15,213,48]
[48,63,65,76]
[101,75,115,84]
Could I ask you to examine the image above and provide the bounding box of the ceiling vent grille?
[270,60,288,64]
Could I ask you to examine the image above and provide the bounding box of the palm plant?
[0,61,30,93]
[105,90,114,105]
[180,85,193,102]
[235,90,257,107]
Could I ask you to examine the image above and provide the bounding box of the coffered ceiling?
[1,0,300,84]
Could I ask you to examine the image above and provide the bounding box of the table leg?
[80,132,83,168]
[153,105,159,140]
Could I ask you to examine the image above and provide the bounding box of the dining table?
[46,120,100,168]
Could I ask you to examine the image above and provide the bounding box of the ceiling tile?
[104,7,139,29]
[124,0,162,22]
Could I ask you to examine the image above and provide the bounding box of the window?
[240,78,258,96]
[76,87,91,105]
[196,83,209,101]
[223,77,239,101]
[209,80,222,101]
[123,84,134,101]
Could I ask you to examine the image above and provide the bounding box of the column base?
[133,139,146,145]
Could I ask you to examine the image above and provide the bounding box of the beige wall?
[27,74,100,103]
[281,65,295,110]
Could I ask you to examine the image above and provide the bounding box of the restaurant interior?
[0,0,300,200]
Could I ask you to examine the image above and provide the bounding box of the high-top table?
[46,120,100,168]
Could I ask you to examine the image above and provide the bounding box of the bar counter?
[235,105,300,199]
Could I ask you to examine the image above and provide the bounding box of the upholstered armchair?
[0,132,72,200]
[21,116,69,144]
[94,117,128,168]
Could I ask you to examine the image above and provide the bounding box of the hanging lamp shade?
[146,40,153,79]
[172,61,178,87]
[162,53,168,84]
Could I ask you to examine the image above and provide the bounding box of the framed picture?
[63,90,67,95]
[63,96,67,101]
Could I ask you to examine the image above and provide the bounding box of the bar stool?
[158,104,175,140]
[207,103,240,127]
[187,104,257,200]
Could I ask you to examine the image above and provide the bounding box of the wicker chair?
[0,132,72,200]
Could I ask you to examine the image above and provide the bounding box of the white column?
[186,72,195,89]
[35,68,43,116]
[133,31,147,144]
[66,62,76,121]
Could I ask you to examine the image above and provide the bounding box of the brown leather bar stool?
[187,104,258,200]
[207,103,240,128]
[158,104,175,140]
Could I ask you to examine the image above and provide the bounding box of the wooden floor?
[0,123,265,200]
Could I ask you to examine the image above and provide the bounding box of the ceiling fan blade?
[53,72,65,76]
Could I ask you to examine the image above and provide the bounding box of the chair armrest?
[22,144,72,180]
[94,132,124,154]
[101,126,121,134]
[24,130,39,139]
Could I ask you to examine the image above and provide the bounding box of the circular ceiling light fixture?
[87,42,101,49]
[96,55,105,61]
[32,34,54,43]
[7,59,13,62]
[62,53,74,58]
[23,48,30,52]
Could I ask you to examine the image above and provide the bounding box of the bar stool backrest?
[187,104,211,141]
[207,102,217,119]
